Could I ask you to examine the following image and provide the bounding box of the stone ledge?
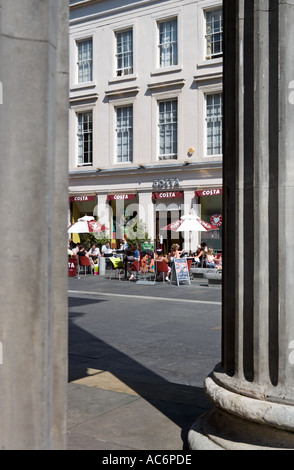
[203,273,222,285]
[190,268,219,278]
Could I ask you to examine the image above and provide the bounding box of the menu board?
[172,258,190,285]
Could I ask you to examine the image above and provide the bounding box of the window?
[158,19,178,67]
[77,38,93,83]
[206,93,222,155]
[158,100,178,160]
[205,9,223,59]
[116,29,133,76]
[116,106,133,163]
[77,111,93,165]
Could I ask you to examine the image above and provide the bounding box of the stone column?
[96,194,111,229]
[183,190,200,252]
[0,1,69,449]
[189,0,294,450]
[139,192,155,240]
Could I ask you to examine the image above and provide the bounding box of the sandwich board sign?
[171,258,190,286]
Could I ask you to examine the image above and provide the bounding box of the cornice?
[105,86,140,98]
[147,78,185,92]
[69,0,163,24]
[68,161,223,179]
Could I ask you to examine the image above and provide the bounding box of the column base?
[188,376,294,450]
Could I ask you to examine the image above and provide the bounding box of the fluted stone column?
[0,1,69,449]
[189,0,294,450]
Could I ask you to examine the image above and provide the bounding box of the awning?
[195,188,222,197]
[107,194,136,201]
[152,191,184,199]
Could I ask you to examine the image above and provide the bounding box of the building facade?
[69,0,223,252]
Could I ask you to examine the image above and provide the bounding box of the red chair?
[130,261,140,271]
[78,256,93,275]
[187,259,193,279]
[129,261,140,281]
[156,260,169,282]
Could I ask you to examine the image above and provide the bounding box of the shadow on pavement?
[68,296,211,450]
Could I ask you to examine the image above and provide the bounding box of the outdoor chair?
[129,261,140,280]
[109,257,124,280]
[78,256,93,275]
[156,260,170,282]
[187,259,193,280]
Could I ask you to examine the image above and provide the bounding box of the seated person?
[88,243,100,265]
[215,254,222,270]
[194,242,207,267]
[206,248,216,268]
[69,240,78,255]
[77,245,88,257]
[133,248,140,260]
[101,241,113,255]
[194,246,202,267]
[120,236,129,252]
[168,243,183,262]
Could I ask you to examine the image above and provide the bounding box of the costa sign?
[69,195,95,202]
[107,194,136,201]
[152,192,183,199]
[153,178,180,189]
[195,188,223,197]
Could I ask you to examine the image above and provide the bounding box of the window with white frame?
[158,18,178,68]
[205,9,223,59]
[77,38,93,83]
[77,111,93,165]
[158,99,178,160]
[116,106,133,163]
[116,29,133,76]
[206,93,222,155]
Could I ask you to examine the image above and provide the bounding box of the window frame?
[205,92,223,156]
[157,98,178,161]
[157,17,178,69]
[76,37,93,84]
[76,110,93,166]
[115,105,134,164]
[205,7,223,60]
[115,28,134,77]
[70,30,96,90]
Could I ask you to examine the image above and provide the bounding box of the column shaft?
[0,0,69,450]
[189,0,294,450]
[222,0,294,402]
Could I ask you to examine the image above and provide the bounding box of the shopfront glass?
[199,194,222,252]
[108,194,139,247]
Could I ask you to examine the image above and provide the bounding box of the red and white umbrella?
[68,216,109,234]
[161,214,219,232]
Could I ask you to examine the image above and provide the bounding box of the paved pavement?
[67,272,222,451]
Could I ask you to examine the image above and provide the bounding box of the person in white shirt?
[101,241,113,255]
[88,243,100,265]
